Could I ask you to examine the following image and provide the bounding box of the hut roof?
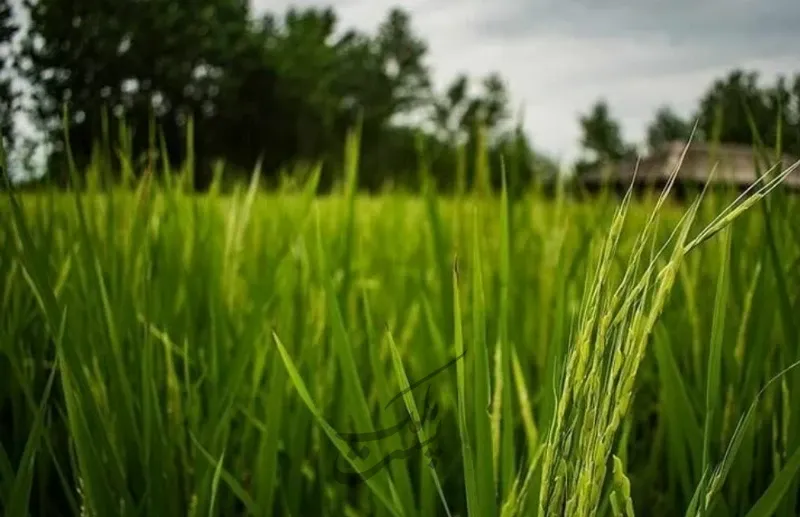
[578,141,800,190]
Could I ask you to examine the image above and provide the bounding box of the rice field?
[2,147,800,517]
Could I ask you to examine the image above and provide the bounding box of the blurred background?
[0,0,799,192]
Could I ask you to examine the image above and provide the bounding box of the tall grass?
[1,131,800,516]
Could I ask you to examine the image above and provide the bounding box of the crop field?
[2,151,800,517]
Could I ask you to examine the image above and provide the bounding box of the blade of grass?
[743,444,800,517]
[272,331,404,517]
[452,258,480,516]
[385,330,453,517]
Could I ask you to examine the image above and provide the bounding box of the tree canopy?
[2,0,799,190]
[0,0,17,147]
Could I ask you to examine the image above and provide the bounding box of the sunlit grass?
[1,133,800,516]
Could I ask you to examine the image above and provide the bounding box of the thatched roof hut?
[577,141,800,195]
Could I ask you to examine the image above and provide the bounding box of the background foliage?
[0,1,799,190]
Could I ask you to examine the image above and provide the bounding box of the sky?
[259,0,800,164]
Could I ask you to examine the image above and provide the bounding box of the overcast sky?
[259,0,800,163]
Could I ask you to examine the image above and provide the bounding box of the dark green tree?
[758,75,799,154]
[425,71,514,192]
[243,6,435,190]
[17,0,518,192]
[259,7,352,165]
[476,72,510,138]
[789,74,800,154]
[374,8,432,117]
[645,105,692,153]
[575,99,632,174]
[431,72,510,143]
[431,74,469,144]
[693,70,767,146]
[0,0,17,148]
[20,0,255,186]
[343,7,436,190]
[690,69,800,156]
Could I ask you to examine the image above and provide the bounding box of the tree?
[374,8,432,118]
[645,105,691,153]
[431,73,469,144]
[0,0,16,149]
[425,72,514,192]
[430,72,510,142]
[260,7,351,165]
[575,100,631,174]
[758,75,799,154]
[252,6,435,190]
[693,70,767,147]
[201,19,285,180]
[690,69,800,156]
[16,1,518,192]
[788,74,800,154]
[20,0,255,186]
[477,72,510,138]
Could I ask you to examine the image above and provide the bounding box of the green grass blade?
[701,226,732,477]
[272,331,404,517]
[6,364,57,517]
[385,330,453,517]
[497,163,516,503]
[744,445,800,517]
[470,207,495,517]
[453,259,480,516]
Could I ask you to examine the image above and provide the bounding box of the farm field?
[1,158,800,517]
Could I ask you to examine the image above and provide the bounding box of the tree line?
[0,0,799,192]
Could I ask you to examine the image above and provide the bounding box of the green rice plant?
[537,135,800,516]
[1,123,800,517]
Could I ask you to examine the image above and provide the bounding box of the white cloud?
[257,0,800,163]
